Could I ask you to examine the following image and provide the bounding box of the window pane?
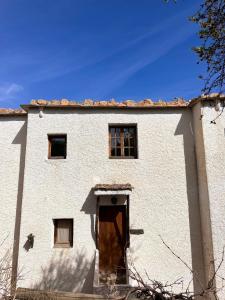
[109,126,137,158]
[54,219,73,247]
[124,128,129,135]
[116,128,120,138]
[111,147,116,156]
[124,148,129,156]
[51,138,66,157]
[124,129,129,146]
[110,128,115,137]
[117,148,121,156]
[49,135,67,158]
[130,147,135,157]
[111,138,116,147]
[130,137,135,147]
[116,138,121,147]
[57,224,69,243]
[129,127,135,136]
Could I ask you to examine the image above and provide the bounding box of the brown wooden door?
[99,205,127,284]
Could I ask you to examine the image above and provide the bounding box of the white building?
[0,95,225,298]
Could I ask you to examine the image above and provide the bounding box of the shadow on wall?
[11,120,27,291]
[81,188,96,246]
[33,250,95,293]
[175,112,206,294]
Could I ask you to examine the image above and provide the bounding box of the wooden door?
[99,205,127,284]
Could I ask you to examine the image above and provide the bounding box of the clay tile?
[200,94,225,100]
[176,98,186,105]
[143,99,154,105]
[60,99,69,105]
[83,99,94,106]
[169,100,176,105]
[30,100,38,105]
[0,109,9,113]
[169,98,186,106]
[37,99,47,105]
[157,100,166,106]
[109,99,117,105]
[178,101,184,105]
[14,109,24,113]
[68,100,78,105]
[0,108,26,114]
[138,99,153,106]
[123,100,136,106]
[117,102,126,107]
[98,101,108,106]
[209,93,220,98]
[50,100,60,105]
[107,99,117,106]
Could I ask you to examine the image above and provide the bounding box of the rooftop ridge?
[28,98,187,107]
[0,108,26,115]
[26,93,225,108]
[0,93,225,115]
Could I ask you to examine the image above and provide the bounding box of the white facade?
[0,116,26,288]
[0,96,224,299]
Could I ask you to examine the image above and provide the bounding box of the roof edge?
[0,108,27,116]
[20,104,188,111]
[189,93,225,107]
[20,98,188,111]
[1,94,225,116]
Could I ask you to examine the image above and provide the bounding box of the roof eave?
[20,104,188,111]
[188,94,225,107]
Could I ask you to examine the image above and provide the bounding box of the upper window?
[53,219,73,248]
[48,134,67,159]
[109,125,137,159]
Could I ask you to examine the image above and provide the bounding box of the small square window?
[48,135,67,159]
[53,219,73,248]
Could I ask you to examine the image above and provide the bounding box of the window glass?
[48,135,67,159]
[54,219,73,247]
[109,126,137,158]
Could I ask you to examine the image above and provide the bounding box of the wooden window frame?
[109,124,138,159]
[48,134,67,159]
[53,219,73,248]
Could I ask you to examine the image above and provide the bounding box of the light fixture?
[111,197,117,205]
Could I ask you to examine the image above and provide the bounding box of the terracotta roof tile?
[0,108,26,116]
[1,94,225,116]
[24,97,188,108]
[189,93,225,107]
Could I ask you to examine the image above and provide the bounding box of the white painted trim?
[94,190,132,195]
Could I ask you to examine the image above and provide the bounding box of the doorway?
[99,205,127,284]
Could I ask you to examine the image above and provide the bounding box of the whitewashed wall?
[0,116,26,284]
[201,101,225,299]
[17,108,204,294]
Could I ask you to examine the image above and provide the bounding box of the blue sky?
[0,0,205,108]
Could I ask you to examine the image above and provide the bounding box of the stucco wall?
[17,108,204,294]
[0,116,27,284]
[201,101,225,298]
[192,103,214,291]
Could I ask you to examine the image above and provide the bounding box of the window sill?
[48,157,67,159]
[109,156,138,159]
[53,244,73,248]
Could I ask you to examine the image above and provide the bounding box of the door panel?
[99,206,127,284]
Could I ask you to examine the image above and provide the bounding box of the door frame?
[95,195,130,250]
